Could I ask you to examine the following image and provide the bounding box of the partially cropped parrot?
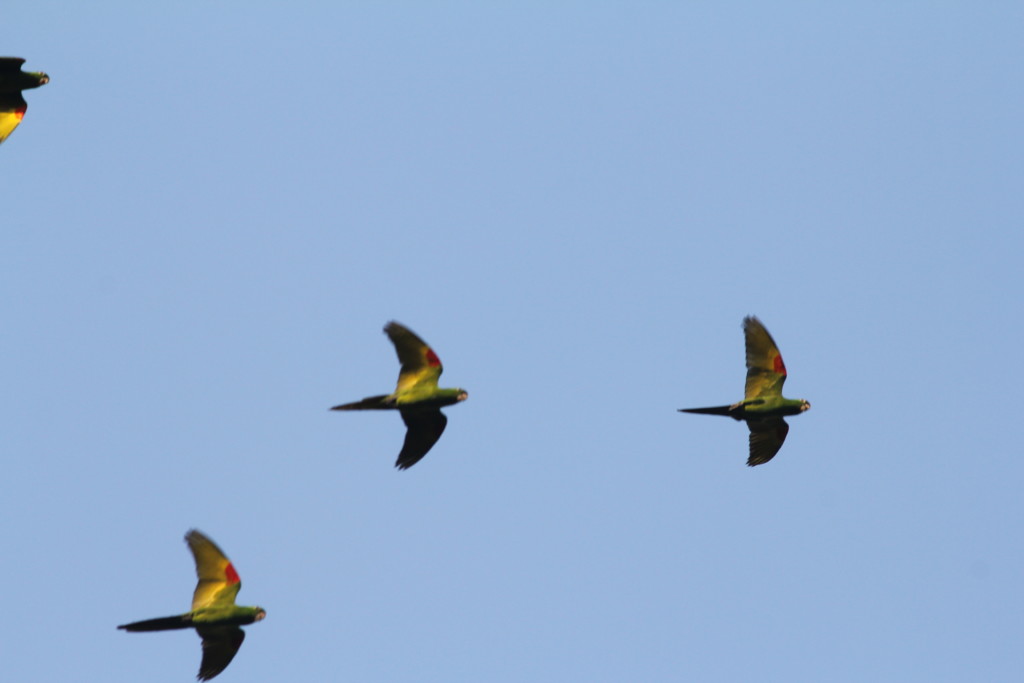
[118,530,266,681]
[332,321,468,470]
[679,316,810,466]
[0,57,48,144]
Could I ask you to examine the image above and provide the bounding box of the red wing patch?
[773,355,787,375]
[425,348,441,367]
[224,563,241,584]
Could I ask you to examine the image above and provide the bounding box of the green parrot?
[332,321,468,469]
[679,316,811,466]
[0,58,48,144]
[118,530,266,681]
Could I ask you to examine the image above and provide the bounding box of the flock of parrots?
[6,57,812,680]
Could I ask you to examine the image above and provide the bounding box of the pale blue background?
[4,3,1022,682]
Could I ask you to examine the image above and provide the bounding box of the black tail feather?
[678,405,743,420]
[117,615,192,631]
[330,394,394,411]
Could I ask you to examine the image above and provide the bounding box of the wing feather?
[396,409,447,469]
[0,57,27,73]
[186,530,242,611]
[743,316,788,399]
[0,93,27,144]
[385,321,443,393]
[747,418,789,466]
[196,626,245,681]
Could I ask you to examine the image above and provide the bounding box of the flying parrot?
[332,321,468,470]
[118,530,266,681]
[679,316,811,466]
[0,57,49,144]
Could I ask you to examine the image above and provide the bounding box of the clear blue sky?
[4,3,1023,682]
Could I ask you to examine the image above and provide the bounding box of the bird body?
[0,57,48,144]
[333,321,467,469]
[680,316,810,466]
[680,396,809,421]
[337,387,466,411]
[117,605,265,631]
[118,530,265,681]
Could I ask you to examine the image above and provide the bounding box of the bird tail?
[678,405,743,420]
[117,615,193,632]
[330,394,394,411]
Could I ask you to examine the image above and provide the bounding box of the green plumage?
[679,316,811,466]
[0,57,48,145]
[332,321,468,469]
[118,530,266,681]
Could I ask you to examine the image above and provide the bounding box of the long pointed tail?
[330,394,394,411]
[117,615,193,632]
[678,405,742,420]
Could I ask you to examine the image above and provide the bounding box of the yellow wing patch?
[0,107,26,144]
[186,530,242,611]
[385,321,443,392]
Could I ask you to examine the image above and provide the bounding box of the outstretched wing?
[396,409,447,469]
[0,92,28,144]
[0,57,28,73]
[196,626,245,681]
[385,321,443,393]
[743,316,788,400]
[747,418,789,466]
[186,530,242,611]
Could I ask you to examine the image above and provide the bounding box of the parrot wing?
[396,409,447,470]
[186,530,242,611]
[385,321,443,393]
[743,316,788,400]
[0,57,27,74]
[0,92,28,144]
[196,626,245,681]
[746,418,789,466]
